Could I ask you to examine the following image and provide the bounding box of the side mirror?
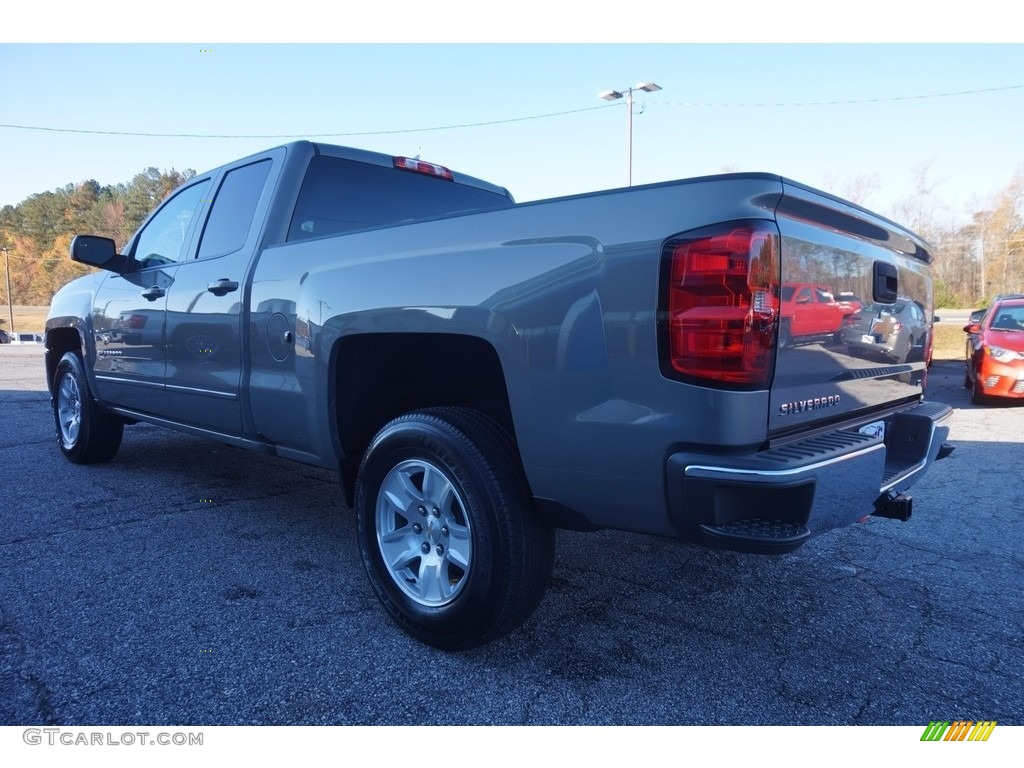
[71,235,131,274]
[933,315,941,323]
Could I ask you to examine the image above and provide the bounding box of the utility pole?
[598,82,662,187]
[978,217,987,303]
[2,247,13,335]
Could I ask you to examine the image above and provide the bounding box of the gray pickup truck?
[46,141,952,649]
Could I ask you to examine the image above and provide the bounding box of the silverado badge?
[779,395,841,416]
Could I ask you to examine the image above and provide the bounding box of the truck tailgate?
[768,181,933,437]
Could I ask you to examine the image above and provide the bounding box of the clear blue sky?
[2,40,1022,225]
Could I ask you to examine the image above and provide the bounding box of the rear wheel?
[971,368,988,405]
[52,351,124,463]
[354,407,554,650]
[778,320,792,349]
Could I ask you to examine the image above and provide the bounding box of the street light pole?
[598,81,662,187]
[2,247,13,336]
[625,88,635,187]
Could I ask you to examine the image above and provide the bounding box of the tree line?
[1,163,1022,309]
[920,173,1024,308]
[824,164,1024,309]
[0,167,196,308]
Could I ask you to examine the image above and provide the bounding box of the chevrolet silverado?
[45,141,953,649]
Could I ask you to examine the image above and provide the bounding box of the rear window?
[287,156,513,242]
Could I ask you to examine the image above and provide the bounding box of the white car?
[9,332,44,344]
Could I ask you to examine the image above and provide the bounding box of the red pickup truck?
[779,283,860,347]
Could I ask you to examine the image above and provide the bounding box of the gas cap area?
[267,313,293,361]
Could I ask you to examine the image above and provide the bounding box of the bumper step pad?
[698,518,811,555]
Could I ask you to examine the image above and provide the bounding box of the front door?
[91,179,211,416]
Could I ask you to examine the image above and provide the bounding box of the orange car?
[964,295,1024,404]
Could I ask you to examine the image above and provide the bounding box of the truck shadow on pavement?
[1,370,1021,725]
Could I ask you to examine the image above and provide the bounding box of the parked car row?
[963,294,1024,404]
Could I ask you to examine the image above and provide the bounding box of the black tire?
[917,332,930,366]
[52,351,124,463]
[971,368,988,406]
[778,320,792,349]
[354,407,554,650]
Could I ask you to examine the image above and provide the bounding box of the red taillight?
[393,156,454,181]
[663,221,780,387]
[127,314,147,329]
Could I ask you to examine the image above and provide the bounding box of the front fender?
[44,272,105,396]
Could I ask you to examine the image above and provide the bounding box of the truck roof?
[198,140,514,202]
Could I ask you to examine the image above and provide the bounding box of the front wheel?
[52,351,124,463]
[354,407,554,650]
[971,368,989,406]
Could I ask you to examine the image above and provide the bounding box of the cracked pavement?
[0,345,1020,725]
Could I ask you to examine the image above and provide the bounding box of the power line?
[0,84,1020,139]
[654,84,1024,109]
[0,103,620,139]
[1,251,80,263]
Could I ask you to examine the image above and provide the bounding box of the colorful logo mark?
[920,720,997,742]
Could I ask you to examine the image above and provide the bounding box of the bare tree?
[972,169,1024,301]
[822,171,881,208]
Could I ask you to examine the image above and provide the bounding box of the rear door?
[768,181,933,437]
[163,153,278,435]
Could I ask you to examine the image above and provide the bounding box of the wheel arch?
[44,327,84,395]
[333,332,519,507]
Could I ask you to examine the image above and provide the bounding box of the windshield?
[989,305,1024,331]
[863,302,906,315]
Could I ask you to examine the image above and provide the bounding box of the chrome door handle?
[207,279,239,296]
[141,286,165,301]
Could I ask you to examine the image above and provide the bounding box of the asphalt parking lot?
[0,345,1021,725]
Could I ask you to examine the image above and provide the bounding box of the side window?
[796,288,812,303]
[131,181,211,267]
[197,160,272,259]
